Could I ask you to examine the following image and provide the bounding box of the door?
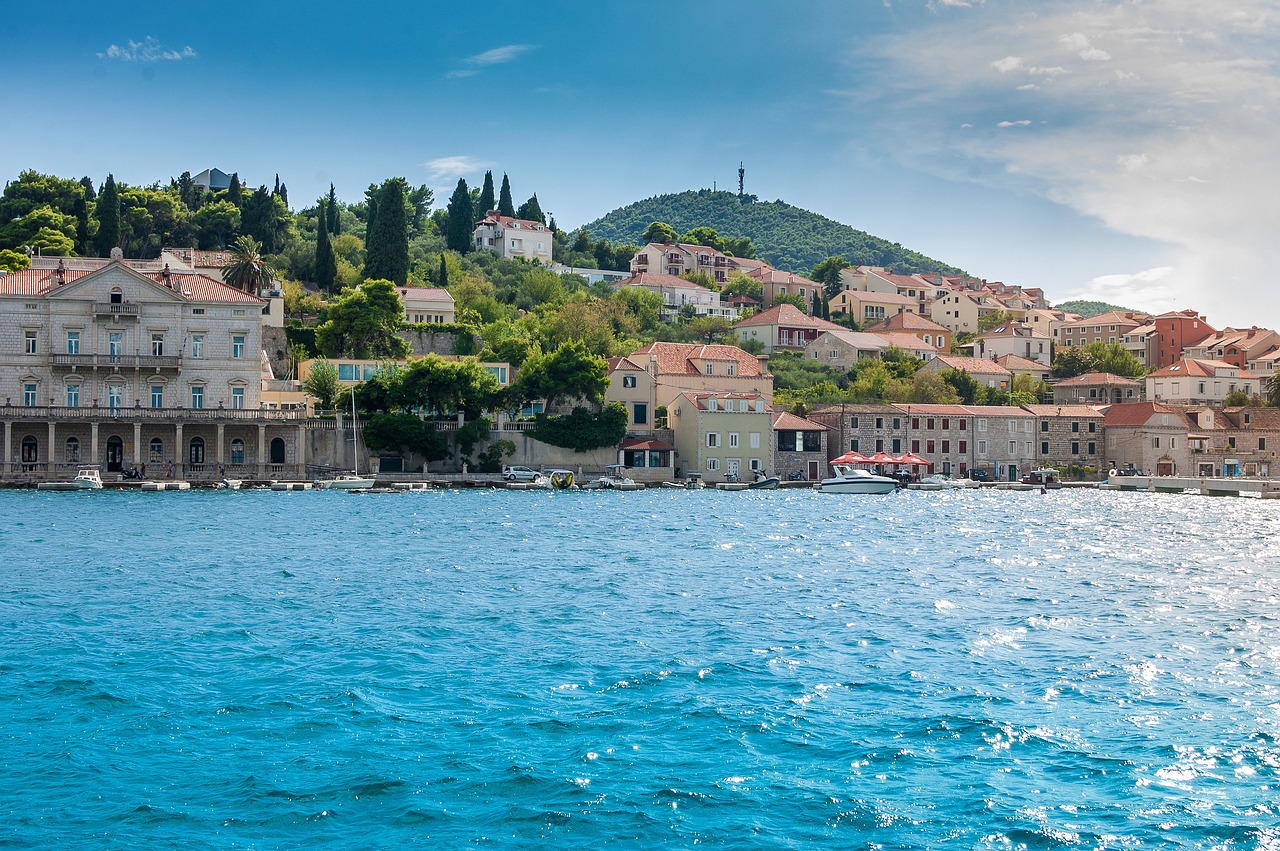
[105,436,124,472]
[270,437,286,464]
[807,460,820,480]
[1157,461,1174,476]
[726,458,740,480]
[1007,464,1018,482]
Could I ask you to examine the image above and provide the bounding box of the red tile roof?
[1146,358,1258,379]
[612,271,713,292]
[733,303,845,330]
[631,342,769,376]
[865,312,950,334]
[475,211,549,231]
[993,353,1050,372]
[877,331,939,353]
[1021,404,1106,417]
[889,403,971,416]
[619,437,676,451]
[772,411,828,431]
[1103,401,1180,427]
[927,355,1012,376]
[0,264,263,303]
[1056,371,1141,386]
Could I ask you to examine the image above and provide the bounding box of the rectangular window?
[191,386,204,409]
[108,386,122,410]
[633,403,647,425]
[1071,441,1080,454]
[728,432,740,448]
[911,439,920,453]
[875,439,884,452]
[727,363,736,376]
[1009,440,1017,454]
[942,418,949,430]
[1041,441,1049,455]
[191,335,204,358]
[875,417,883,429]
[338,363,356,381]
[109,332,123,360]
[707,433,719,448]
[893,418,901,429]
[891,438,901,453]
[24,331,37,355]
[66,330,80,354]
[232,387,244,409]
[977,440,987,455]
[1041,421,1049,432]
[850,417,859,429]
[1260,438,1268,451]
[1152,437,1160,448]
[927,418,935,430]
[1071,421,1080,433]
[959,440,967,453]
[151,334,164,356]
[66,384,79,408]
[850,439,859,452]
[926,440,935,453]
[912,418,920,429]
[232,335,246,358]
[750,432,760,449]
[24,383,37,406]
[977,419,987,432]
[191,308,205,315]
[1088,442,1096,454]
[151,385,163,409]
[941,440,950,453]
[622,375,637,389]
[959,420,967,431]
[1089,422,1096,433]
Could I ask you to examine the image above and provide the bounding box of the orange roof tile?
[631,342,769,377]
[733,303,845,330]
[0,265,262,303]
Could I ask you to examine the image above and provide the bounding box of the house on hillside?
[472,211,552,263]
[668,391,772,482]
[610,272,735,321]
[919,355,1012,391]
[1145,358,1261,404]
[962,323,1052,366]
[1102,401,1190,475]
[829,289,917,325]
[864,311,951,352]
[1052,372,1142,405]
[733,304,847,354]
[623,342,774,407]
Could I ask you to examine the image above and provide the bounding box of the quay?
[1106,475,1280,497]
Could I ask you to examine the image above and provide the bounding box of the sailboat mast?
[351,386,358,476]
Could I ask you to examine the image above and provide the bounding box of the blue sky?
[3,1,1277,326]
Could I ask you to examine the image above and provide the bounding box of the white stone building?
[472,211,553,263]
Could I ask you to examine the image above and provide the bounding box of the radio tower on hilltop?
[738,162,745,196]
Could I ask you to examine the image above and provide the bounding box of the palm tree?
[220,235,277,296]
[1268,372,1280,407]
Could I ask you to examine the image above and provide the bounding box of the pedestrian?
[167,460,174,478]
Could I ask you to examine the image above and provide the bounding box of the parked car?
[502,465,541,482]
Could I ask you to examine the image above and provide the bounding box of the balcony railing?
[0,404,308,422]
[94,302,141,317]
[51,353,182,369]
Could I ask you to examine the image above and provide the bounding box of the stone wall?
[262,326,289,379]
[398,328,477,357]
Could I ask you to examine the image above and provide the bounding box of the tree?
[681,316,735,344]
[315,198,338,293]
[514,340,609,409]
[773,292,808,310]
[477,171,495,215]
[978,310,1014,332]
[437,254,449,288]
[193,200,241,249]
[314,279,411,359]
[516,193,544,224]
[0,248,30,272]
[1223,389,1253,407]
[93,174,121,256]
[221,235,278,296]
[497,173,515,217]
[445,179,473,254]
[226,173,242,207]
[906,370,961,403]
[326,184,340,235]
[529,403,628,452]
[302,358,342,411]
[642,221,678,244]
[361,412,450,463]
[941,368,986,405]
[812,256,850,299]
[1269,373,1280,407]
[365,178,410,285]
[1051,342,1144,379]
[398,354,501,419]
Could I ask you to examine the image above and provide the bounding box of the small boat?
[816,464,899,494]
[1021,468,1063,489]
[315,473,377,490]
[915,474,978,490]
[748,472,781,490]
[662,472,706,490]
[715,481,749,491]
[216,479,243,490]
[37,465,104,491]
[391,482,433,492]
[545,470,577,490]
[580,465,644,491]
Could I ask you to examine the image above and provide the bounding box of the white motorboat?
[37,465,104,491]
[580,465,644,491]
[661,472,706,490]
[816,464,899,494]
[216,479,243,490]
[915,474,978,490]
[391,482,433,492]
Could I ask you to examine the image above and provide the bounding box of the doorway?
[105,436,124,472]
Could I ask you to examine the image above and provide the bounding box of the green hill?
[582,189,965,277]
[1055,300,1137,318]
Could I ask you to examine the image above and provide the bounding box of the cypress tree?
[365,179,409,285]
[93,174,121,257]
[477,171,495,215]
[327,184,340,235]
[278,183,288,209]
[438,254,449,288]
[80,176,95,202]
[445,179,474,254]
[227,173,242,207]
[364,182,379,243]
[517,193,545,224]
[73,194,91,255]
[497,174,515,217]
[315,198,338,293]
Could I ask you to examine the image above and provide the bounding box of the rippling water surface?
[3,488,1280,848]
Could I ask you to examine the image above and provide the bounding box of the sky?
[3,0,1277,327]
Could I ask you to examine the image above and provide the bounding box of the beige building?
[919,355,1012,391]
[629,242,736,284]
[605,355,659,433]
[965,323,1052,366]
[472,211,553,263]
[1102,401,1191,475]
[668,391,772,482]
[830,289,917,325]
[864,312,951,353]
[0,254,306,481]
[1145,358,1261,405]
[610,272,735,321]
[745,266,821,310]
[1053,371,1142,405]
[1059,311,1149,348]
[802,329,937,370]
[929,289,1006,334]
[622,342,774,408]
[734,304,847,354]
[398,286,455,325]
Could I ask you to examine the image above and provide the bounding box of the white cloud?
[1064,267,1180,313]
[855,0,1280,326]
[423,156,490,181]
[997,120,1032,127]
[98,36,196,62]
[446,44,535,78]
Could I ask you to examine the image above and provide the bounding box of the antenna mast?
[738,162,745,196]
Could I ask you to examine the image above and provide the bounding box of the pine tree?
[315,198,338,293]
[477,171,496,215]
[445,179,474,254]
[364,179,409,285]
[497,174,515,217]
[327,184,340,235]
[227,173,242,207]
[516,193,545,224]
[93,174,121,257]
[438,254,449,288]
[79,176,95,202]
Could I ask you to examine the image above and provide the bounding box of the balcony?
[94,302,140,318]
[0,404,308,422]
[51,353,182,370]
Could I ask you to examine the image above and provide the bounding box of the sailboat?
[315,387,376,490]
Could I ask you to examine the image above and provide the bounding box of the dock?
[1107,475,1280,497]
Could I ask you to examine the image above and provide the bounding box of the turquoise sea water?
[2,487,1280,849]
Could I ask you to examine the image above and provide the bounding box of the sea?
[2,487,1279,849]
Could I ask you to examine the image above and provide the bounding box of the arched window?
[109,286,123,305]
[149,437,164,462]
[21,435,38,463]
[189,437,205,465]
[65,436,80,462]
[270,437,286,464]
[230,438,245,465]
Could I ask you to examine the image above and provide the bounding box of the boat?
[914,473,979,490]
[661,472,706,490]
[37,465,104,491]
[315,388,376,490]
[216,479,243,490]
[816,463,899,494]
[391,482,433,492]
[1021,468,1063,489]
[715,481,749,491]
[545,470,577,490]
[747,472,781,490]
[580,465,644,491]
